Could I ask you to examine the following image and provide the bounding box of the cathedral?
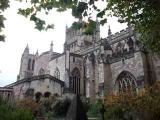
[1,21,160,102]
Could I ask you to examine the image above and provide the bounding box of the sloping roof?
[39,51,60,58]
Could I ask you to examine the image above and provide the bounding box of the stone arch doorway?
[115,71,138,95]
[69,67,81,94]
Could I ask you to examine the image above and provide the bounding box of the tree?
[0,0,10,42]
[105,0,160,53]
[13,0,160,52]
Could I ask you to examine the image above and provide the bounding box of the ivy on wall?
[83,20,96,35]
[71,22,83,30]
[71,20,96,35]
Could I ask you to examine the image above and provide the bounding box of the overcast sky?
[0,1,126,87]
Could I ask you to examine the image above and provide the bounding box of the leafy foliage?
[16,98,40,114]
[106,0,160,53]
[52,98,71,117]
[0,97,34,120]
[72,2,87,18]
[104,81,160,120]
[83,20,96,35]
[71,20,96,35]
[87,99,102,117]
[17,0,77,31]
[17,0,160,53]
[0,0,9,42]
[71,21,83,30]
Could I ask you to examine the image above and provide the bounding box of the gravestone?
[66,94,88,120]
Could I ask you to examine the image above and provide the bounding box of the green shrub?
[0,97,34,120]
[104,81,160,120]
[53,98,71,117]
[87,99,102,117]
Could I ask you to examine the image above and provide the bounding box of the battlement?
[66,27,85,36]
[107,27,134,44]
[65,21,100,45]
[66,27,95,42]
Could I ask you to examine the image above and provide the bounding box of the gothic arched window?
[38,68,45,75]
[32,60,35,70]
[28,59,31,70]
[115,71,137,96]
[54,67,60,79]
[69,67,81,94]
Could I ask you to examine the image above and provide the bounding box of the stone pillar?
[95,60,99,99]
[141,52,150,85]
[74,77,76,93]
[79,78,81,94]
[89,63,96,102]
[65,50,70,88]
[103,63,113,96]
[146,53,157,84]
[75,77,77,94]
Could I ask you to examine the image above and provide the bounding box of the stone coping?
[5,74,65,88]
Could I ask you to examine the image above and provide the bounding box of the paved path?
[88,117,99,120]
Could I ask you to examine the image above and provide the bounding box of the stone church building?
[2,21,160,101]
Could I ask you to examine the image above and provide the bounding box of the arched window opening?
[69,67,81,94]
[115,71,137,96]
[44,92,51,98]
[38,68,45,75]
[32,60,35,70]
[54,67,60,79]
[35,92,42,102]
[28,59,31,70]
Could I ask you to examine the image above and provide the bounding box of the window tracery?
[54,67,60,79]
[69,67,81,94]
[115,71,137,96]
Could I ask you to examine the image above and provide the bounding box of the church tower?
[17,44,35,80]
[64,19,100,54]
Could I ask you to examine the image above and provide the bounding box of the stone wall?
[18,54,35,80]
[8,75,64,100]
[110,52,145,89]
[49,54,66,81]
[69,54,84,94]
[0,87,13,101]
[151,54,160,80]
[34,52,50,75]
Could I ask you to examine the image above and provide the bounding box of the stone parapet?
[6,74,65,87]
